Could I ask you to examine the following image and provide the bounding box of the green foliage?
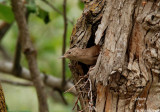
[0,3,14,23]
[26,0,37,13]
[1,0,82,111]
[37,7,50,24]
[78,0,84,10]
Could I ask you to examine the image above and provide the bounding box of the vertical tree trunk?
[0,84,7,112]
[69,0,160,112]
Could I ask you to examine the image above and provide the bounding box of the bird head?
[60,48,79,60]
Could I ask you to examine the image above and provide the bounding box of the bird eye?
[68,52,71,54]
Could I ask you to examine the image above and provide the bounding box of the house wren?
[61,45,100,65]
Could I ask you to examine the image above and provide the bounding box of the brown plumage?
[61,45,100,65]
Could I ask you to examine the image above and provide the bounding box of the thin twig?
[42,0,74,25]
[0,79,33,86]
[80,78,89,89]
[62,0,68,87]
[11,1,48,112]
[88,79,96,112]
[72,94,80,110]
[55,88,68,105]
[64,75,88,93]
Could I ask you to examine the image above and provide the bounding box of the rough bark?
[0,84,7,112]
[69,0,160,112]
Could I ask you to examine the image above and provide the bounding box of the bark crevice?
[69,0,160,112]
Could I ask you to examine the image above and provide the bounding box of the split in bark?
[69,0,160,112]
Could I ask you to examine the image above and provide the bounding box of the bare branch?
[12,36,22,76]
[62,0,68,87]
[42,0,74,25]
[0,61,76,95]
[0,22,11,41]
[55,88,68,105]
[0,22,12,61]
[0,78,33,87]
[11,1,48,111]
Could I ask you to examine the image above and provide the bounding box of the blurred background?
[0,0,83,111]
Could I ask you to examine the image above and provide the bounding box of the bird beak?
[59,55,66,59]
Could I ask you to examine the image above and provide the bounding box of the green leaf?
[0,3,14,23]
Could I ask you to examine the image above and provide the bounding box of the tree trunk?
[69,0,160,112]
[0,84,7,112]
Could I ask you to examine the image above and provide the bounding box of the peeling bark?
[69,0,160,112]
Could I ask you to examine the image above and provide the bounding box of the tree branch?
[0,22,11,41]
[42,0,74,25]
[11,1,48,111]
[0,61,76,95]
[62,0,68,87]
[55,88,68,105]
[0,22,12,61]
[12,36,22,76]
[0,78,33,87]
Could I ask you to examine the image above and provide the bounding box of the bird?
[61,45,100,65]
